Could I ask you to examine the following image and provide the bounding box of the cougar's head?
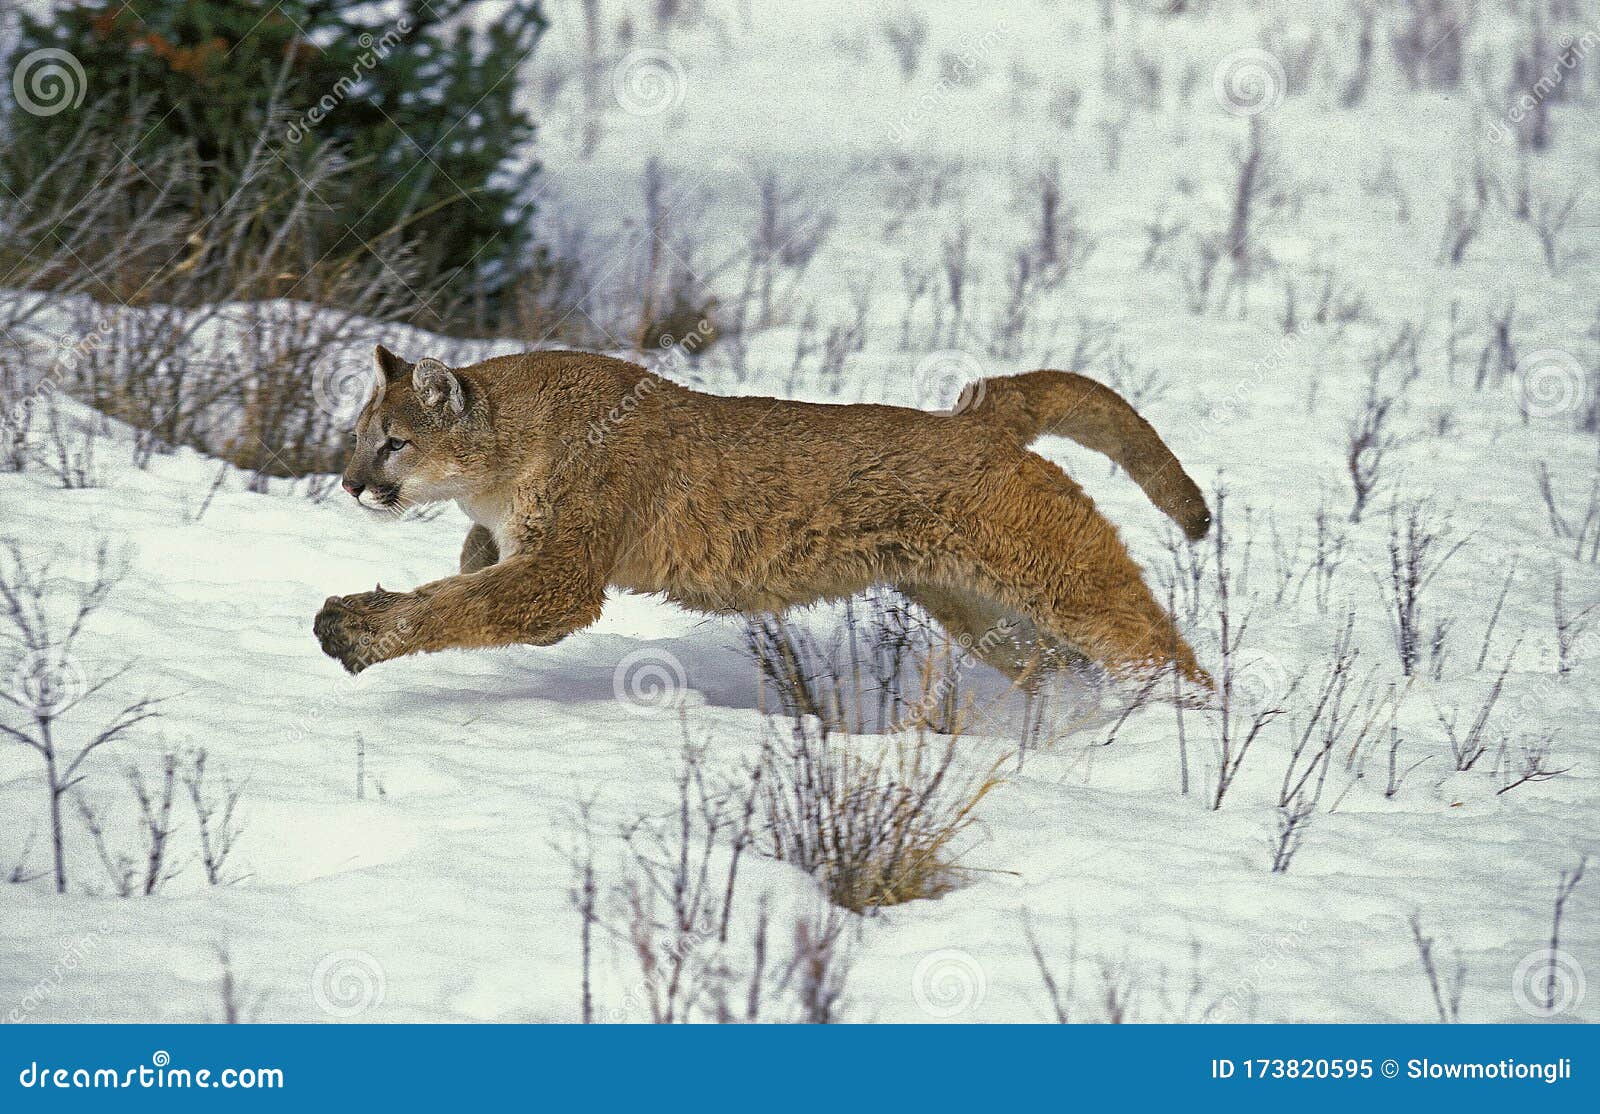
[339,345,481,519]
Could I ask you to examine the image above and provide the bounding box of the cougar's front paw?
[314,587,415,674]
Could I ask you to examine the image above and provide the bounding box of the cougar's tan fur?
[314,346,1210,685]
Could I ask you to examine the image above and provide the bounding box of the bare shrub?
[1023,161,1096,282]
[39,394,100,489]
[512,224,604,347]
[1409,913,1466,1022]
[1382,686,1428,798]
[212,945,266,1024]
[1439,184,1486,266]
[1474,299,1519,391]
[1474,563,1518,671]
[1159,520,1212,630]
[1381,501,1467,677]
[1528,186,1578,272]
[0,542,158,894]
[1028,919,1226,1023]
[747,615,859,733]
[1225,119,1293,280]
[1491,734,1567,796]
[1510,2,1558,151]
[1346,340,1417,523]
[1,108,428,478]
[0,349,35,474]
[1184,120,1293,313]
[1537,460,1600,563]
[1436,645,1517,772]
[704,906,852,1024]
[1140,207,1188,270]
[1204,487,1292,811]
[879,9,929,79]
[570,749,854,1023]
[1271,616,1374,873]
[1025,913,1079,1023]
[618,161,716,354]
[609,750,757,1022]
[1098,345,1170,411]
[0,111,188,310]
[8,832,47,885]
[186,748,246,885]
[758,712,1002,912]
[1342,0,1379,106]
[937,224,972,346]
[741,172,835,333]
[1298,502,1350,615]
[56,742,242,897]
[745,595,950,736]
[1391,0,1475,90]
[1538,858,1587,1014]
[75,751,179,898]
[1552,565,1599,673]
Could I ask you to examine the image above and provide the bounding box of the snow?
[2,0,1597,1023]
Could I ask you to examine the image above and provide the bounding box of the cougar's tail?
[964,369,1211,539]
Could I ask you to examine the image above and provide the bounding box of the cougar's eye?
[384,436,409,453]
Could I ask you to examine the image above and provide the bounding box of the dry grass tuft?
[757,692,1004,912]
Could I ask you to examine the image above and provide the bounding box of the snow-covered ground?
[2,0,1597,1022]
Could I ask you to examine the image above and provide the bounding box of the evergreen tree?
[6,0,545,325]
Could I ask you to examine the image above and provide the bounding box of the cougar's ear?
[374,344,411,383]
[412,357,466,416]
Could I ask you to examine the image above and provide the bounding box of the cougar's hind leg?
[947,453,1209,688]
[460,524,500,574]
